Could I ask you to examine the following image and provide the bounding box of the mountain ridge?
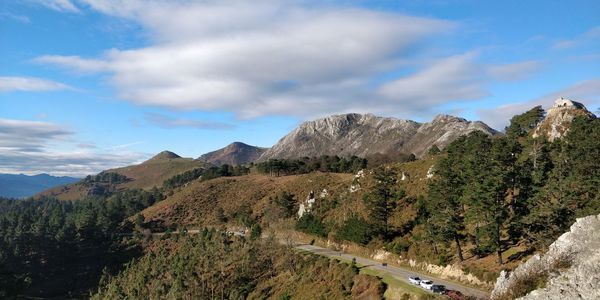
[0,173,80,198]
[258,112,497,161]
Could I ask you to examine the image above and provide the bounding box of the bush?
[335,215,372,245]
[296,213,327,237]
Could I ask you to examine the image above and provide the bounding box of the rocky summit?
[258,113,497,160]
[533,97,596,141]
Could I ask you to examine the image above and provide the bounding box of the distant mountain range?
[0,173,79,198]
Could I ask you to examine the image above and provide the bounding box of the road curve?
[295,244,490,299]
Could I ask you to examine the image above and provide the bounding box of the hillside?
[0,173,79,198]
[258,113,496,161]
[198,142,268,166]
[92,234,384,300]
[38,151,208,201]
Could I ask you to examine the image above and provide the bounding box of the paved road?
[295,244,490,299]
[141,229,489,299]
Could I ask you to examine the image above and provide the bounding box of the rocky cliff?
[533,97,596,141]
[491,213,600,300]
[258,113,496,160]
[198,142,268,166]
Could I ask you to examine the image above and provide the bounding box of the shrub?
[335,215,372,245]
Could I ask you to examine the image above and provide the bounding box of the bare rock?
[491,214,600,300]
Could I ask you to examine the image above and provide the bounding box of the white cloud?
[477,79,600,130]
[144,113,235,130]
[35,0,543,119]
[36,0,459,118]
[487,60,542,81]
[553,26,600,49]
[0,12,31,24]
[0,118,147,176]
[30,0,80,13]
[0,76,72,92]
[379,53,488,108]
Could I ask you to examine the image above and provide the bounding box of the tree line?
[255,155,367,176]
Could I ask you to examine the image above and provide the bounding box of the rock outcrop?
[258,113,496,160]
[491,213,600,300]
[533,97,596,141]
[198,142,267,166]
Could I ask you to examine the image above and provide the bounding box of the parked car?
[419,280,434,290]
[446,290,465,300]
[431,285,446,294]
[408,276,421,285]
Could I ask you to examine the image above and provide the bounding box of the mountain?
[533,97,596,141]
[198,142,268,166]
[258,113,497,160]
[38,150,209,201]
[0,173,79,198]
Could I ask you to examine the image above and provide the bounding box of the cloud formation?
[0,118,147,176]
[144,113,235,130]
[29,0,80,13]
[0,76,71,92]
[34,0,542,120]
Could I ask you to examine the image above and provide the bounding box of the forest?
[0,188,162,298]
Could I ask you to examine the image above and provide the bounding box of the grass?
[359,268,435,299]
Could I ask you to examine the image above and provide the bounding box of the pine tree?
[363,166,400,238]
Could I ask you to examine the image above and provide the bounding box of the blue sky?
[1,0,599,176]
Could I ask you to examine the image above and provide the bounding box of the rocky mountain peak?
[533,97,596,141]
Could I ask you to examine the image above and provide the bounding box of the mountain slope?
[0,173,79,198]
[38,151,208,201]
[258,113,496,160]
[198,142,268,166]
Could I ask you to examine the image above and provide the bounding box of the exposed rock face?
[491,214,600,300]
[258,113,496,160]
[405,114,497,156]
[198,142,268,166]
[533,97,596,141]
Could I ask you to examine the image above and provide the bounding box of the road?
[140,229,489,299]
[295,244,489,299]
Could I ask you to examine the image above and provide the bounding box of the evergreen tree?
[363,166,400,238]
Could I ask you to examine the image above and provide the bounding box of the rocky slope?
[258,113,496,160]
[491,213,600,300]
[533,97,596,141]
[198,142,268,166]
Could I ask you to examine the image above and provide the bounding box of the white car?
[408,276,421,285]
[420,280,434,290]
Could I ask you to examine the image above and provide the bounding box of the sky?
[1,0,599,177]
